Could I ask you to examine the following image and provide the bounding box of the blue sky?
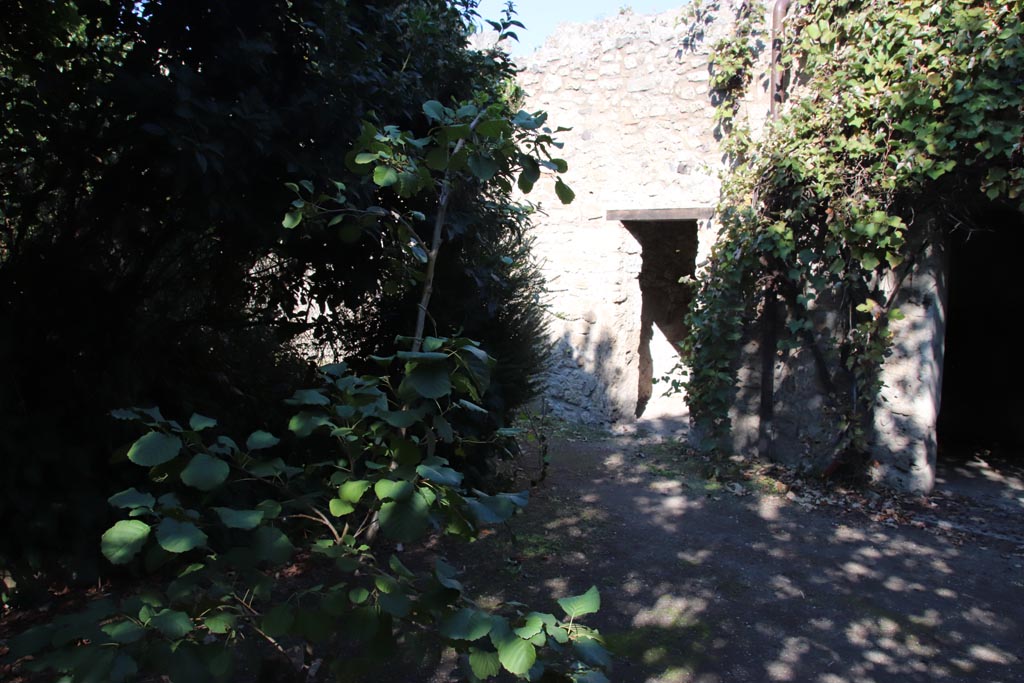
[474,0,689,55]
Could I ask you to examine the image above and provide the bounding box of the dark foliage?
[0,0,548,586]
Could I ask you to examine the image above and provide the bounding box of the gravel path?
[440,432,1024,683]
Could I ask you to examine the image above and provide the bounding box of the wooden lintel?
[606,207,714,222]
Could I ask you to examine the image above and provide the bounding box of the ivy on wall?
[679,0,1024,461]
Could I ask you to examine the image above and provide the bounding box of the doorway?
[622,219,699,417]
[937,204,1024,456]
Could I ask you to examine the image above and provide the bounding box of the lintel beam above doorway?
[606,207,713,222]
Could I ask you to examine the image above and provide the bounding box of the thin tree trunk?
[410,112,483,352]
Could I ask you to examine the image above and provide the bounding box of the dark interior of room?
[937,202,1024,458]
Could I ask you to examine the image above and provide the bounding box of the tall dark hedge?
[0,0,548,585]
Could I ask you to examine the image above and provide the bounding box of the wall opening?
[937,204,1024,459]
[622,220,699,417]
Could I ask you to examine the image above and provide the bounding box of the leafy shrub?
[0,0,554,586]
[2,340,609,682]
[678,0,1024,462]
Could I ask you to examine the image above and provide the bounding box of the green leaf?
[188,413,217,431]
[388,554,415,580]
[512,110,541,130]
[374,479,415,502]
[282,211,303,229]
[476,119,510,138]
[289,411,333,438]
[574,636,612,668]
[514,613,545,639]
[466,491,526,524]
[423,336,446,351]
[469,648,502,679]
[379,492,431,542]
[213,507,264,530]
[157,493,181,510]
[211,435,239,456]
[102,619,146,644]
[548,624,570,644]
[468,154,500,181]
[127,432,182,467]
[147,609,193,640]
[156,518,207,554]
[101,520,151,565]
[396,170,422,197]
[557,586,600,618]
[253,526,294,564]
[433,415,454,442]
[495,634,536,675]
[379,409,425,428]
[376,574,400,593]
[379,591,412,618]
[423,100,447,122]
[426,147,449,171]
[555,178,576,204]
[354,152,379,164]
[444,123,472,141]
[435,558,464,591]
[518,156,540,193]
[256,499,283,519]
[405,363,452,399]
[373,166,399,187]
[860,252,880,270]
[416,463,463,487]
[349,587,370,604]
[180,453,229,491]
[204,611,237,634]
[6,625,55,658]
[440,608,494,641]
[110,653,139,683]
[246,430,280,451]
[287,389,331,406]
[329,498,355,517]
[108,487,155,510]
[247,457,289,478]
[339,480,371,504]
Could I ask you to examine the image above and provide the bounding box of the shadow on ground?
[435,435,1024,683]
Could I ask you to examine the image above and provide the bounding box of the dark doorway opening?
[937,204,1024,457]
[623,220,699,417]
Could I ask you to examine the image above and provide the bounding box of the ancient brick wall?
[515,4,770,425]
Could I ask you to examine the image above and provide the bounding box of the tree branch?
[411,111,485,352]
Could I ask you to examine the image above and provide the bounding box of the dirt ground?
[4,421,1021,683]
[435,423,1024,683]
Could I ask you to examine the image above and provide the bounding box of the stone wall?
[515,3,770,425]
[870,230,948,492]
[514,3,958,493]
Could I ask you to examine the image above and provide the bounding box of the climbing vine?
[681,0,1024,463]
